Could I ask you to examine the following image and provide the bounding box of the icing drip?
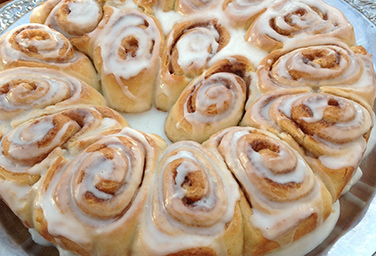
[205,127,329,245]
[246,0,355,51]
[181,72,246,134]
[134,141,240,255]
[34,128,163,253]
[176,27,219,74]
[91,7,162,100]
[0,67,84,120]
[44,0,103,37]
[0,24,75,63]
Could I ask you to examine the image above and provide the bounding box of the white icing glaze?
[261,92,372,170]
[209,27,268,67]
[0,116,74,172]
[266,200,340,256]
[153,8,184,35]
[0,67,83,119]
[176,27,219,73]
[247,0,354,47]
[89,6,162,99]
[1,24,71,62]
[205,127,327,245]
[176,72,246,138]
[134,141,240,255]
[223,0,282,26]
[363,112,376,158]
[44,0,103,37]
[341,167,363,196]
[34,127,158,249]
[66,1,101,27]
[28,228,53,246]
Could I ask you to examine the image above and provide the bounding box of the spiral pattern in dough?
[0,24,75,65]
[156,18,230,111]
[165,71,247,143]
[33,128,166,255]
[44,0,104,37]
[0,67,105,122]
[245,0,355,52]
[242,90,374,200]
[0,24,100,90]
[134,141,242,256]
[256,40,376,106]
[222,0,279,28]
[76,6,163,112]
[203,126,332,255]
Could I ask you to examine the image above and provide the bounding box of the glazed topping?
[260,43,375,94]
[209,127,325,242]
[246,0,355,51]
[69,136,145,219]
[136,141,239,254]
[45,0,103,37]
[1,114,80,169]
[0,24,76,63]
[246,91,372,170]
[183,72,245,119]
[276,93,372,143]
[223,0,281,27]
[36,128,159,244]
[166,19,229,78]
[93,7,161,85]
[0,68,83,119]
[158,141,239,229]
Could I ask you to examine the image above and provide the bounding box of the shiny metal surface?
[0,0,375,255]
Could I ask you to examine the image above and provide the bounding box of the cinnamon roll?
[245,0,356,52]
[256,39,376,106]
[241,89,374,200]
[133,141,242,256]
[0,24,100,90]
[0,67,105,124]
[203,126,332,256]
[0,106,128,227]
[165,56,253,143]
[30,0,104,38]
[222,0,280,28]
[155,18,230,111]
[33,127,167,255]
[71,6,164,113]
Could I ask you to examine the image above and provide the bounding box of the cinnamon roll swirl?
[242,90,374,200]
[71,6,163,113]
[165,56,253,143]
[0,106,128,227]
[33,128,167,255]
[256,39,376,106]
[155,18,230,111]
[0,67,105,124]
[245,0,356,52]
[30,0,104,38]
[203,126,332,256]
[0,24,100,90]
[133,141,242,256]
[222,0,280,28]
